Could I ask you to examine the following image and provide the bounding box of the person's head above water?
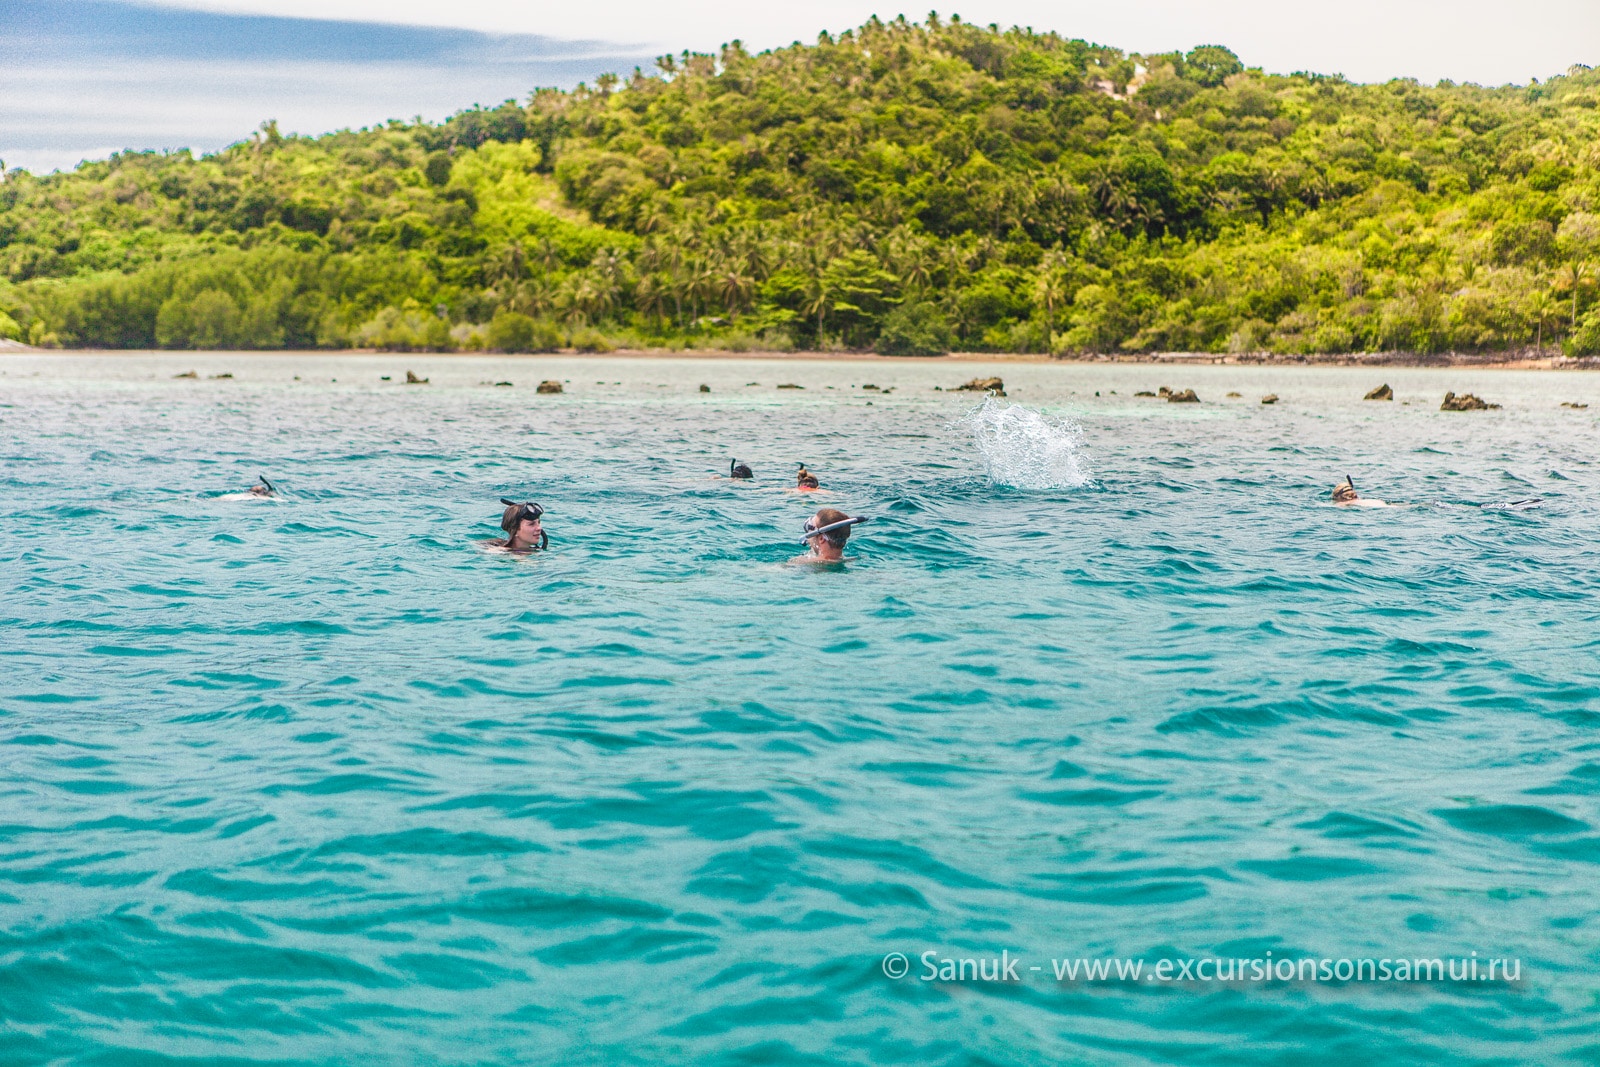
[499,498,548,551]
[730,459,753,480]
[796,463,820,489]
[800,507,867,561]
[249,475,275,497]
[1331,475,1359,504]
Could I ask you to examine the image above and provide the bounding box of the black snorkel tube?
[799,515,869,545]
[501,497,549,550]
[259,475,276,494]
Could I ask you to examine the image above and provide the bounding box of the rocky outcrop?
[1364,384,1393,400]
[1260,394,1279,404]
[1561,401,1589,409]
[1166,388,1200,403]
[954,377,1005,396]
[1134,390,1157,397]
[537,380,563,394]
[699,384,710,392]
[777,383,804,389]
[1440,391,1498,410]
[173,370,198,379]
[405,370,429,384]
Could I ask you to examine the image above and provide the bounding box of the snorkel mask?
[1332,475,1357,502]
[800,515,868,545]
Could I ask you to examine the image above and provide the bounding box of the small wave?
[955,397,1090,489]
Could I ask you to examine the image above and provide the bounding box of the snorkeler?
[1331,475,1399,507]
[490,498,548,552]
[730,459,754,480]
[796,463,820,490]
[796,507,868,562]
[249,475,276,497]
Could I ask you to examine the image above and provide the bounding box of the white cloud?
[127,0,1599,85]
[0,54,642,173]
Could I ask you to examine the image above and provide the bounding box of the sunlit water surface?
[3,353,1599,1064]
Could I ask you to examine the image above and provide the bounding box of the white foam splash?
[955,397,1090,490]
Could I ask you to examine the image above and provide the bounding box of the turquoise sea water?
[3,353,1599,1064]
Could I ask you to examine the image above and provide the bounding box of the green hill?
[3,15,1599,355]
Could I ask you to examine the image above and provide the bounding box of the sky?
[3,0,1596,173]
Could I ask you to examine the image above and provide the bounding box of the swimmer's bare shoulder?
[480,537,540,555]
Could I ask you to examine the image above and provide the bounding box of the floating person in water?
[794,507,868,563]
[729,459,754,480]
[1331,475,1397,508]
[488,498,548,552]
[248,475,277,498]
[796,463,821,490]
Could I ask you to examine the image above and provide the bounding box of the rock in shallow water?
[1261,394,1279,404]
[537,380,563,394]
[1441,391,1498,410]
[954,376,1005,396]
[1167,388,1200,403]
[1365,383,1393,400]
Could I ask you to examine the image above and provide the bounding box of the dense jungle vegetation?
[3,15,1600,355]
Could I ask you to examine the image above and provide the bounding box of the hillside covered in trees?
[3,15,1600,355]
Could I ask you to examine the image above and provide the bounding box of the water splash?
[955,397,1090,489]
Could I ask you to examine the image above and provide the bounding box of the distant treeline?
[2,16,1599,355]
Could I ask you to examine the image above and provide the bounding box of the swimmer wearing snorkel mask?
[794,507,868,563]
[248,475,276,498]
[1332,475,1396,508]
[489,498,548,552]
[796,463,820,490]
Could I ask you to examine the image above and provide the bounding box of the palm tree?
[1034,254,1069,328]
[635,272,670,327]
[719,267,756,315]
[534,237,560,274]
[1557,212,1600,332]
[801,248,832,341]
[1526,286,1557,354]
[491,241,525,287]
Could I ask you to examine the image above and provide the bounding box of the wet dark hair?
[809,507,852,547]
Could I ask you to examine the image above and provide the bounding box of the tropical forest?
[2,15,1599,356]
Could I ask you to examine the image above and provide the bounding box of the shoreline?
[4,345,1595,370]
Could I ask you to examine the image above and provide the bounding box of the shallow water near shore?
[3,353,1600,1064]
